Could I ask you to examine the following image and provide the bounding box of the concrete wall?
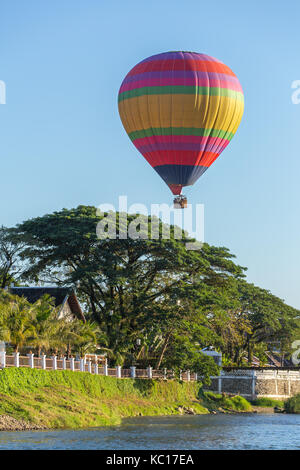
[205,369,300,399]
[255,370,300,399]
[58,300,74,320]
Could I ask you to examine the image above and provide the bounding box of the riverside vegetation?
[284,394,300,414]
[1,206,300,429]
[0,368,252,430]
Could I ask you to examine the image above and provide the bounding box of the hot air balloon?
[118,51,244,208]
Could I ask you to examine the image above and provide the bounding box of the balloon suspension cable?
[173,195,187,209]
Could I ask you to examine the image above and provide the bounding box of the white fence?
[0,352,197,381]
[1,352,299,398]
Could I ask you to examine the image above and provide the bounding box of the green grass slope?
[0,368,251,429]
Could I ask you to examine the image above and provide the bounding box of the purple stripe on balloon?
[135,141,230,154]
[119,77,242,93]
[140,52,222,64]
[122,71,239,84]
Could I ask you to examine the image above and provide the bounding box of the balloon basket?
[173,195,187,209]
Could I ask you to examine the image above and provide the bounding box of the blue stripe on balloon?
[153,164,208,186]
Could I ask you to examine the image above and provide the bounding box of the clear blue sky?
[1,0,300,308]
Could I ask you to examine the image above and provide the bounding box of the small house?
[10,286,86,322]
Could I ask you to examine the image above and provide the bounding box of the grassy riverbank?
[0,368,252,429]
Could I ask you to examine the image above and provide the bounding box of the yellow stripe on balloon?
[118,94,244,136]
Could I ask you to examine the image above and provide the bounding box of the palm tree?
[69,320,103,357]
[55,319,107,358]
[0,294,36,352]
[31,311,63,355]
[30,295,61,355]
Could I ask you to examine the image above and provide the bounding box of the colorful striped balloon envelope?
[118,51,244,199]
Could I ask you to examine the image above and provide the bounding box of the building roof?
[10,287,85,322]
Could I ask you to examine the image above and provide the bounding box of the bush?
[221,395,252,411]
[203,391,222,401]
[284,394,300,414]
[252,397,284,408]
[203,391,252,411]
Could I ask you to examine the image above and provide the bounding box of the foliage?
[284,394,300,414]
[251,397,285,408]
[160,338,219,383]
[0,291,36,352]
[10,206,246,367]
[203,391,252,411]
[0,290,102,357]
[0,226,27,288]
[1,205,299,369]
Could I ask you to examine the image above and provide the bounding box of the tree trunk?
[234,348,240,365]
[156,333,171,369]
[248,340,253,365]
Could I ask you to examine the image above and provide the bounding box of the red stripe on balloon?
[127,60,235,77]
[142,150,220,167]
[133,135,229,148]
[120,77,242,93]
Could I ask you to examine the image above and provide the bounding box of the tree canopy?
[0,205,298,372]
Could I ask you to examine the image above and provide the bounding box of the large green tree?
[0,226,26,288]
[9,205,300,369]
[12,206,245,367]
[236,280,300,363]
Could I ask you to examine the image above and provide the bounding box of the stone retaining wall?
[205,369,300,399]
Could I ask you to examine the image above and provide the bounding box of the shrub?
[284,394,300,414]
[203,391,252,411]
[252,397,284,408]
[221,395,252,411]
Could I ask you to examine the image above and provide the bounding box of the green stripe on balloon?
[129,127,235,141]
[118,86,243,102]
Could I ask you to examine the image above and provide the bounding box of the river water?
[0,414,299,450]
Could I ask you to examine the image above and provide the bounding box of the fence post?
[62,357,67,370]
[104,363,108,376]
[52,355,57,370]
[252,370,256,399]
[218,371,222,393]
[116,365,122,378]
[0,351,6,368]
[41,354,46,370]
[187,370,191,382]
[194,372,198,382]
[70,357,75,372]
[94,363,98,375]
[164,368,167,380]
[88,361,92,374]
[27,353,34,369]
[147,366,152,379]
[14,352,20,368]
[130,366,136,378]
[179,370,182,381]
[80,358,85,372]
